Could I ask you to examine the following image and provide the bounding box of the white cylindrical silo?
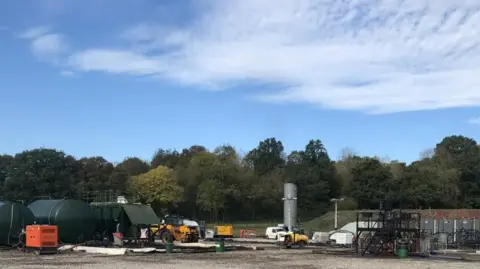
[283,183,297,231]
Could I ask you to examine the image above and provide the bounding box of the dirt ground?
[0,249,479,269]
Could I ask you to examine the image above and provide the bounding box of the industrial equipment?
[25,225,58,255]
[355,201,421,256]
[28,199,96,244]
[283,183,297,232]
[151,215,199,243]
[0,201,36,247]
[278,183,308,248]
[90,202,160,244]
[213,225,234,239]
[278,230,309,248]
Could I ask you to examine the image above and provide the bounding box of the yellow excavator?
[150,215,199,243]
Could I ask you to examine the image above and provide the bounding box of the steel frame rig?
[355,201,421,256]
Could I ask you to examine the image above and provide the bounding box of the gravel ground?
[0,249,479,269]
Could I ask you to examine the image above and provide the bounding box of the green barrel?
[215,240,225,253]
[0,201,36,246]
[28,199,96,244]
[397,243,408,258]
[165,242,174,253]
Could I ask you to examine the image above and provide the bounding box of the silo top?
[284,183,297,198]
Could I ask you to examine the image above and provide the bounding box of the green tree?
[131,166,184,206]
[434,135,480,207]
[350,157,395,209]
[403,159,459,208]
[117,157,150,176]
[3,149,80,200]
[151,149,180,169]
[0,155,13,193]
[109,165,130,194]
[285,139,337,216]
[77,157,115,195]
[334,148,361,197]
[245,137,285,176]
[214,144,238,163]
[181,151,224,219]
[249,168,284,220]
[197,178,226,221]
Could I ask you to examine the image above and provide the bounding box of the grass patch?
[302,210,357,232]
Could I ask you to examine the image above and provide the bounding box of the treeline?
[0,135,479,222]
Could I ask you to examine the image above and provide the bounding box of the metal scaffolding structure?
[355,201,421,256]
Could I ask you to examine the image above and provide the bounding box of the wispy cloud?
[19,26,68,61]
[467,117,480,125]
[34,1,480,113]
[60,70,75,77]
[19,26,50,39]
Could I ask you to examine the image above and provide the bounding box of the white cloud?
[68,49,165,76]
[19,26,50,39]
[467,117,480,125]
[31,33,67,58]
[19,26,68,61]
[60,70,75,77]
[66,0,480,113]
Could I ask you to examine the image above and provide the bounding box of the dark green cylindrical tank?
[0,201,36,246]
[28,199,96,244]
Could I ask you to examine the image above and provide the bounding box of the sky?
[1,0,480,164]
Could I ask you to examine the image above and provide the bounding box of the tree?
[284,139,337,217]
[434,135,480,207]
[0,155,13,192]
[180,151,224,219]
[109,166,129,194]
[197,178,226,221]
[117,157,150,176]
[287,151,302,165]
[245,137,285,176]
[2,134,480,222]
[214,144,238,163]
[77,157,115,195]
[350,157,395,209]
[403,159,459,208]
[151,149,181,169]
[334,149,361,197]
[3,148,81,200]
[249,168,284,220]
[419,148,434,160]
[131,166,184,206]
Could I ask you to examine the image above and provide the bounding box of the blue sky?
[1,0,480,164]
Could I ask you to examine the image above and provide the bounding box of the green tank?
[28,199,96,243]
[0,201,36,246]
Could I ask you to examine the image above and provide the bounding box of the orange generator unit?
[26,225,58,254]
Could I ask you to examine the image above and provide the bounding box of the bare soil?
[0,249,478,269]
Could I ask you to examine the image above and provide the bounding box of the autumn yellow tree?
[131,165,184,206]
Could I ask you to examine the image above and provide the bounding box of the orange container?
[26,225,58,248]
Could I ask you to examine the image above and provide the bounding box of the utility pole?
[330,198,344,230]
